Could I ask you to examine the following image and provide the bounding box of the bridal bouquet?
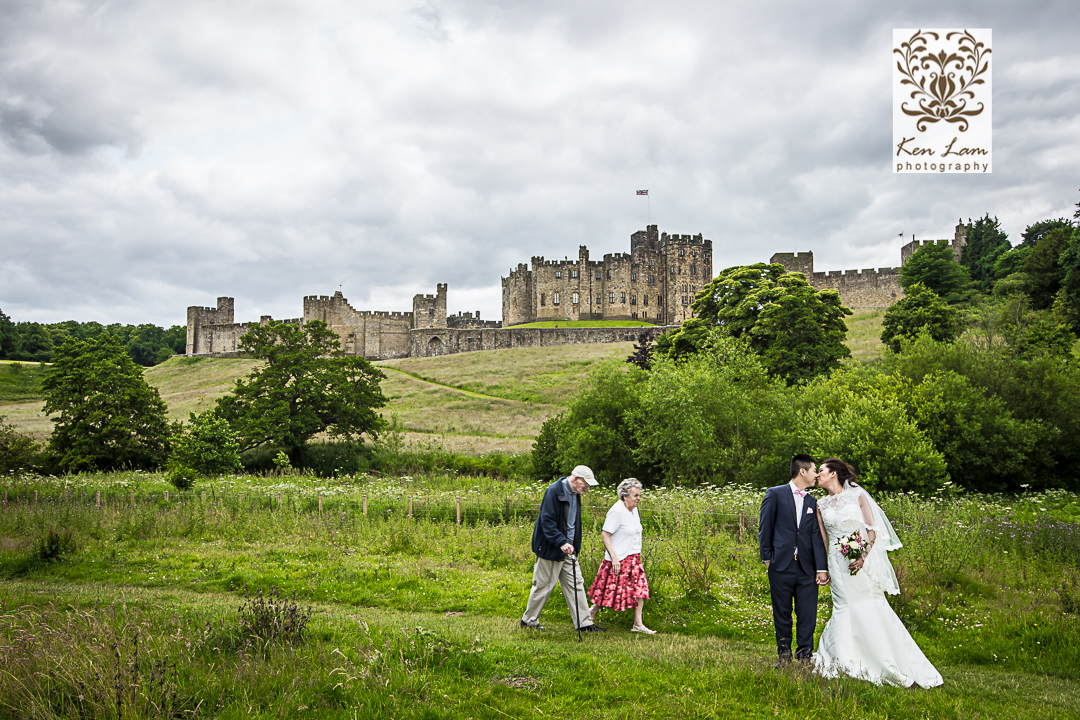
[837,530,870,575]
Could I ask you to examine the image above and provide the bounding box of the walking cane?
[571,554,583,642]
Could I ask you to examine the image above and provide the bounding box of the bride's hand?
[849,558,864,574]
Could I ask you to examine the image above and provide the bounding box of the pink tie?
[793,487,806,498]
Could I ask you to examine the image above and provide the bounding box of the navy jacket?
[758,483,828,574]
[531,477,582,561]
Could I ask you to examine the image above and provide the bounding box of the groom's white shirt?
[787,480,805,525]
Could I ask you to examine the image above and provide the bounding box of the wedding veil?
[844,480,903,595]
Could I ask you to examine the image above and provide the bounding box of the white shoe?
[631,624,656,635]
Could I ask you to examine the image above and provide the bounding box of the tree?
[1020,218,1072,248]
[41,334,171,472]
[170,411,243,477]
[1024,226,1074,309]
[692,263,852,384]
[653,317,711,362]
[215,321,387,464]
[0,415,42,475]
[127,324,175,366]
[992,245,1030,280]
[899,241,971,302]
[880,283,962,353]
[625,332,655,370]
[1059,228,1080,331]
[961,214,1011,293]
[164,325,187,355]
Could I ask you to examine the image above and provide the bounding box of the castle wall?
[412,284,447,329]
[186,297,233,355]
[409,325,675,359]
[810,268,904,309]
[303,291,413,360]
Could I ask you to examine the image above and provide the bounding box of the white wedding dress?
[813,486,943,688]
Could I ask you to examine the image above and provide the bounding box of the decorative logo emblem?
[893,29,992,174]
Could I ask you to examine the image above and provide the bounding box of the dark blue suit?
[759,483,828,659]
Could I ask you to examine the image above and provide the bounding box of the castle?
[502,225,713,326]
[769,222,969,309]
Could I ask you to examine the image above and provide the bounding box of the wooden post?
[277,493,283,510]
[362,495,368,516]
[407,497,413,518]
[318,493,324,514]
[130,491,136,507]
[164,490,169,503]
[96,490,101,507]
[34,491,38,504]
[738,510,744,543]
[456,497,462,525]
[3,489,6,503]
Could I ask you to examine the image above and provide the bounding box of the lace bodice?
[817,489,867,544]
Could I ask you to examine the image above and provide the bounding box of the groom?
[759,454,829,665]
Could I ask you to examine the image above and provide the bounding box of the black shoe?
[520,620,544,630]
[578,624,606,632]
[775,654,792,668]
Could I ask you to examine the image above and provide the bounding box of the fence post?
[277,493,283,511]
[130,491,136,507]
[362,495,368,516]
[96,490,101,507]
[738,510,744,543]
[164,490,169,503]
[456,497,462,525]
[34,491,38,504]
[319,493,324,514]
[408,497,413,518]
[3,489,6,503]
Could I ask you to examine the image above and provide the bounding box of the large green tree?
[899,240,971,302]
[880,283,963,353]
[41,334,171,472]
[961,214,1011,293]
[215,321,387,464]
[1020,218,1072,248]
[690,263,851,384]
[1024,226,1074,309]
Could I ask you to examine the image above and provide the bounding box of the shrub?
[35,526,76,562]
[170,411,242,476]
[0,415,42,476]
[238,586,313,647]
[531,414,563,481]
[880,283,962,353]
[166,460,198,490]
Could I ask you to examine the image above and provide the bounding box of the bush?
[35,526,76,562]
[880,283,962,353]
[170,411,242,476]
[238,586,313,648]
[531,414,563,481]
[0,415,42,476]
[631,336,797,486]
[166,461,198,490]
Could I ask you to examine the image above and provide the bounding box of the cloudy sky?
[2,0,1078,327]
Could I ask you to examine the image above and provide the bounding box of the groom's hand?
[815,572,829,585]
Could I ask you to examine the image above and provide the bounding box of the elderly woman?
[587,478,655,634]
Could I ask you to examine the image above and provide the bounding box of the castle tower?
[660,232,712,324]
[186,297,233,355]
[412,283,448,329]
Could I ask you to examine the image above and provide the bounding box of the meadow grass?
[844,308,885,364]
[0,472,1077,718]
[0,362,50,403]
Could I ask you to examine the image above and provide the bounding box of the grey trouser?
[521,555,594,629]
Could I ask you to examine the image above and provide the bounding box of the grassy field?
[2,320,885,449]
[0,472,1077,718]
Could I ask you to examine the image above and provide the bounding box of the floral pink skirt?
[588,553,650,611]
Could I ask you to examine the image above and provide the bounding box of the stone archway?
[427,336,445,356]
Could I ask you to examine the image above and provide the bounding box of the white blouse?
[602,500,643,561]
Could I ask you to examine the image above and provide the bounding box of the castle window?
[571,270,578,278]
[631,273,637,281]
[607,270,612,280]
[572,292,579,305]
[540,293,546,306]
[630,295,637,305]
[596,270,602,280]
[596,294,602,305]
[648,274,655,283]
[643,295,649,306]
[679,248,685,257]
[682,296,688,306]
[620,292,626,304]
[429,309,435,316]
[553,292,560,305]
[670,266,675,274]
[555,271,561,278]
[658,297,663,306]
[682,284,687,293]
[690,264,696,275]
[609,293,615,304]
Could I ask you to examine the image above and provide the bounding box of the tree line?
[536,196,1080,495]
[0,312,186,367]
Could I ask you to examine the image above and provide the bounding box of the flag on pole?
[897,232,903,237]
[636,190,649,195]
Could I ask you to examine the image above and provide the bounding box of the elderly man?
[520,465,606,632]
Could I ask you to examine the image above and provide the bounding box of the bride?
[812,457,943,688]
